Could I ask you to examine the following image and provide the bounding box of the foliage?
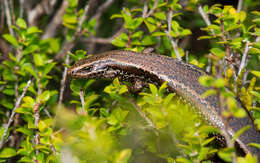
[0,0,260,162]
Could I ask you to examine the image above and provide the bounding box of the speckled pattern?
[68,50,260,157]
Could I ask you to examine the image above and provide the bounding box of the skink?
[68,50,260,158]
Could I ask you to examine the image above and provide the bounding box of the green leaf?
[144,20,157,33]
[39,91,51,102]
[251,71,260,78]
[154,12,166,20]
[210,48,225,58]
[202,89,216,98]
[23,96,35,108]
[16,127,33,136]
[16,18,27,29]
[218,148,234,162]
[3,34,19,48]
[27,26,42,34]
[23,45,39,55]
[149,84,158,96]
[0,148,16,158]
[115,149,132,163]
[33,53,44,66]
[237,153,258,163]
[232,125,251,142]
[215,78,225,88]
[248,143,260,149]
[110,14,123,19]
[2,88,15,96]
[112,33,128,47]
[0,99,13,109]
[22,63,38,79]
[43,62,56,76]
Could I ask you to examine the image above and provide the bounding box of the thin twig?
[58,54,70,107]
[238,41,250,75]
[0,80,32,149]
[55,2,90,60]
[237,0,243,13]
[165,10,181,60]
[42,0,69,39]
[80,27,126,44]
[146,0,159,17]
[86,0,115,52]
[33,102,41,156]
[198,5,215,35]
[4,0,14,36]
[142,0,148,18]
[28,0,57,26]
[19,0,25,18]
[220,17,231,59]
[198,5,214,73]
[79,89,86,115]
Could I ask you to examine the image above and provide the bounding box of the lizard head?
[68,55,119,79]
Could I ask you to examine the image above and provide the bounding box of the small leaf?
[3,34,19,48]
[251,71,260,78]
[27,26,42,34]
[115,149,132,163]
[0,148,16,158]
[210,48,225,58]
[16,18,27,29]
[232,125,251,142]
[154,12,166,20]
[39,91,51,102]
[202,89,216,98]
[248,143,260,149]
[149,84,158,96]
[23,45,39,55]
[33,53,44,66]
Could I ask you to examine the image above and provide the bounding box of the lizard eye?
[84,66,92,72]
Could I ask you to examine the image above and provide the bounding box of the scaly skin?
[68,50,260,158]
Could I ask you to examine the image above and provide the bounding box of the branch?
[79,89,86,115]
[85,0,115,53]
[55,2,90,60]
[142,0,159,18]
[0,80,32,149]
[79,26,125,44]
[19,0,25,18]
[165,10,181,60]
[28,0,58,26]
[238,41,250,75]
[198,5,215,35]
[42,0,69,39]
[237,0,243,13]
[58,54,70,107]
[4,0,14,36]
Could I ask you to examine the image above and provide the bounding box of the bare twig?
[33,102,41,155]
[146,0,159,17]
[0,80,32,149]
[142,0,159,18]
[28,0,58,26]
[198,5,215,35]
[142,0,148,18]
[80,26,126,44]
[58,54,70,107]
[19,0,25,18]
[238,41,250,75]
[42,0,69,39]
[4,0,14,36]
[86,0,115,53]
[237,0,243,13]
[55,2,90,60]
[79,89,86,115]
[220,17,231,61]
[165,10,181,60]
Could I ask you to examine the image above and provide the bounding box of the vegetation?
[0,0,260,162]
